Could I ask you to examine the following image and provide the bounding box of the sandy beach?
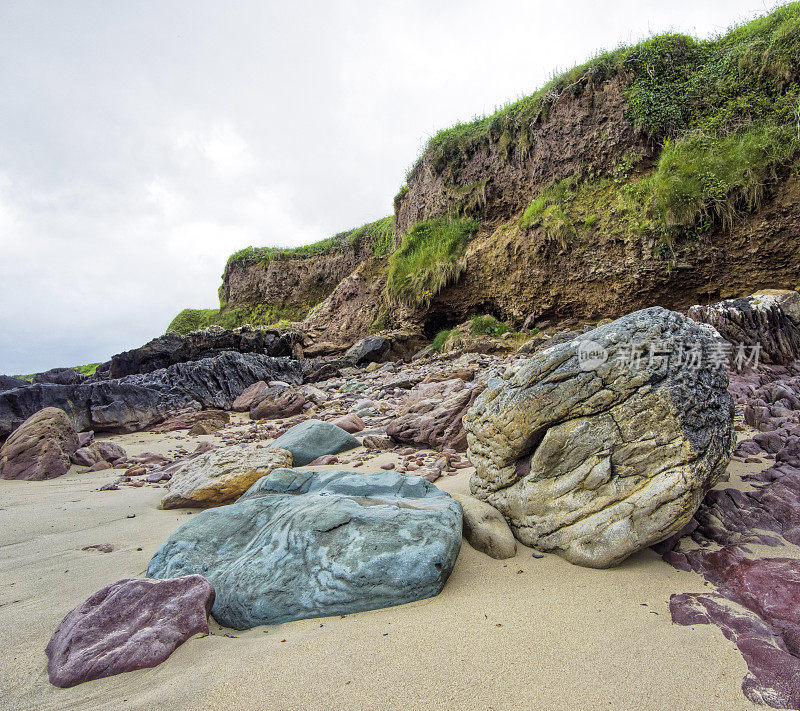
[0,426,761,711]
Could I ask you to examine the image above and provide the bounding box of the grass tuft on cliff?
[223,216,394,275]
[386,217,479,306]
[470,315,511,336]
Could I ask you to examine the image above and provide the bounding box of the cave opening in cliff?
[422,312,462,339]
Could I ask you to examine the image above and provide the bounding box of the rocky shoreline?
[3,291,800,708]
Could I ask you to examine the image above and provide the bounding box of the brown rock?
[330,413,366,434]
[250,386,306,420]
[150,409,229,434]
[46,575,214,687]
[387,379,486,452]
[232,381,270,412]
[0,407,79,481]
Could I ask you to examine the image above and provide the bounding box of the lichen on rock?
[463,307,735,568]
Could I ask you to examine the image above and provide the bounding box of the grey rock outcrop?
[0,352,303,442]
[0,407,79,481]
[463,307,735,568]
[344,335,392,365]
[108,325,300,378]
[32,367,86,385]
[687,290,800,366]
[0,375,29,392]
[147,469,462,628]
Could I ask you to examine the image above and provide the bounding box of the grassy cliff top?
[410,2,800,182]
[222,215,393,276]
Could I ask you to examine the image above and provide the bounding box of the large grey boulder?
[268,419,359,466]
[147,469,462,629]
[463,307,735,569]
[0,407,79,481]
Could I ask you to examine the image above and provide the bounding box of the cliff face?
[181,4,800,348]
[394,77,653,235]
[422,172,800,334]
[167,217,393,334]
[220,248,364,318]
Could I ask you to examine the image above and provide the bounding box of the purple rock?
[46,575,214,687]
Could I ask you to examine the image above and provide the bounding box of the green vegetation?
[648,124,797,229]
[519,175,581,248]
[386,217,479,306]
[411,2,800,225]
[166,304,306,335]
[470,315,512,337]
[223,216,395,276]
[432,329,456,352]
[75,363,101,376]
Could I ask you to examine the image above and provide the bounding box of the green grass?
[75,363,101,376]
[648,123,798,229]
[518,118,798,248]
[166,304,307,335]
[406,2,800,187]
[386,217,479,306]
[432,329,455,352]
[223,216,395,276]
[470,315,511,336]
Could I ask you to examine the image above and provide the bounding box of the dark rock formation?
[46,575,214,687]
[387,378,486,452]
[33,367,85,385]
[0,375,29,392]
[344,335,391,365]
[108,326,299,378]
[464,307,735,568]
[147,469,461,629]
[0,407,79,481]
[687,290,800,366]
[0,352,304,442]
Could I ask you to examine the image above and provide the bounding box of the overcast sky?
[0,0,780,374]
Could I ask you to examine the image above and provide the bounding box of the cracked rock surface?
[463,307,735,568]
[147,468,462,628]
[160,444,293,509]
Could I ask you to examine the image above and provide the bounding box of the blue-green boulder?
[146,469,462,629]
[268,419,359,466]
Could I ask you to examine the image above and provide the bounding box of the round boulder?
[0,407,79,481]
[463,307,735,568]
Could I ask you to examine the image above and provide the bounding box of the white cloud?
[0,0,777,373]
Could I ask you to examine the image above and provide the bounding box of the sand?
[0,427,762,711]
